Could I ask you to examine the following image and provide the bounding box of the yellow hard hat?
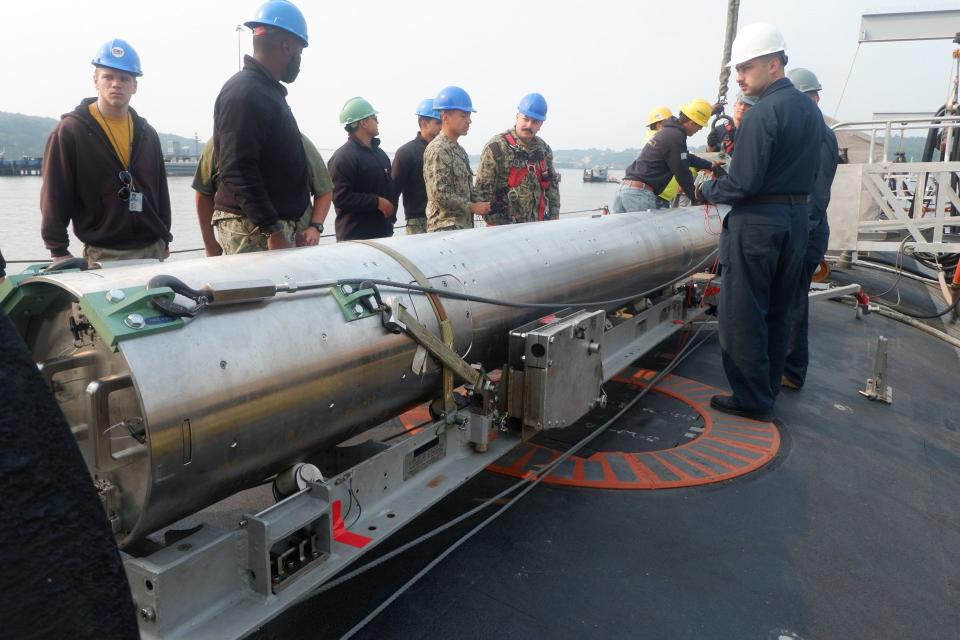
[647,105,673,127]
[679,98,712,127]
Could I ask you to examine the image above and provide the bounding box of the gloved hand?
[693,182,708,205]
[706,127,720,150]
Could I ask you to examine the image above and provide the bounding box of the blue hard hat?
[91,38,143,77]
[245,0,309,47]
[517,93,548,121]
[415,98,441,120]
[433,86,476,112]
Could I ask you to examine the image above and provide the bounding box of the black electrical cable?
[881,293,960,320]
[913,252,959,274]
[338,250,718,312]
[303,327,715,605]
[335,325,714,640]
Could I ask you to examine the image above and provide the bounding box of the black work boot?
[709,395,774,422]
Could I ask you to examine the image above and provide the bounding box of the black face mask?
[282,52,301,83]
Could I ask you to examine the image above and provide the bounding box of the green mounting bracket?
[330,285,379,322]
[1,278,59,320]
[79,286,183,351]
[19,263,56,276]
[0,266,71,319]
[1,269,186,351]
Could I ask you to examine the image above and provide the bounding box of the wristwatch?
[309,222,324,234]
[261,221,284,237]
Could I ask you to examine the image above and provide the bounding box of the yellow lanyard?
[95,102,132,169]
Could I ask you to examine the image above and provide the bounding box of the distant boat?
[582,166,619,183]
[164,160,199,176]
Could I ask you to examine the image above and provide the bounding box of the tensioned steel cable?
[334,322,713,640]
[833,43,862,119]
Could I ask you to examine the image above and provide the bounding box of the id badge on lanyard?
[119,169,143,212]
[102,110,142,212]
[129,191,144,212]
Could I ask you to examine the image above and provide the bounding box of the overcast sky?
[3,0,958,154]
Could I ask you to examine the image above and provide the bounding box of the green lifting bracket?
[79,286,183,351]
[0,268,184,351]
[1,264,74,320]
[330,283,379,322]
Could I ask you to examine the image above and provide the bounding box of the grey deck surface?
[253,293,960,640]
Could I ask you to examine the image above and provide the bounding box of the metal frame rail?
[828,117,960,255]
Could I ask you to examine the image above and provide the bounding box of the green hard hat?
[787,68,822,93]
[339,97,378,125]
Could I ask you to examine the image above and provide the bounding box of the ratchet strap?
[353,240,457,414]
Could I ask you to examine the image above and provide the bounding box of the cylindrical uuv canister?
[5,207,721,545]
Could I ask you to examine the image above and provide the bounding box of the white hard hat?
[728,22,787,67]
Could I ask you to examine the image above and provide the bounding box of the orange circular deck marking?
[397,405,431,437]
[485,369,781,490]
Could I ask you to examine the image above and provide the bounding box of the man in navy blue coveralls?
[782,68,840,390]
[699,23,823,422]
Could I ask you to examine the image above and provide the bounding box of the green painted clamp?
[79,286,183,350]
[330,284,379,322]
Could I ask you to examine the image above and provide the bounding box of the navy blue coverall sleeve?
[700,109,777,203]
[811,126,839,222]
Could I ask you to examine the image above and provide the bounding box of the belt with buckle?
[621,179,655,192]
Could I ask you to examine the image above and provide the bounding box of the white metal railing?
[827,116,960,256]
[828,160,960,254]
[831,115,960,164]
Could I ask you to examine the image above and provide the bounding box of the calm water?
[0,168,624,273]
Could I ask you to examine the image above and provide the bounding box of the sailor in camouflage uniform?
[423,86,490,232]
[475,93,560,225]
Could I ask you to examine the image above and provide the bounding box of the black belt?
[741,194,810,205]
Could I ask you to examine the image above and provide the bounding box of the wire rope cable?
[332,324,713,639]
[338,250,718,311]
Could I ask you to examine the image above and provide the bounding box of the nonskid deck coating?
[484,369,780,489]
[397,370,780,490]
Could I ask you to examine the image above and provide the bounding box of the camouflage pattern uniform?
[405,218,428,235]
[194,135,331,254]
[84,239,167,263]
[210,215,298,253]
[474,129,561,225]
[423,133,477,232]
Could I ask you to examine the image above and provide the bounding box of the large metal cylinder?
[8,208,720,545]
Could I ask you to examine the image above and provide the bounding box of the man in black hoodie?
[613,98,716,213]
[41,38,171,264]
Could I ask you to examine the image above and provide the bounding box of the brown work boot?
[781,376,802,391]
